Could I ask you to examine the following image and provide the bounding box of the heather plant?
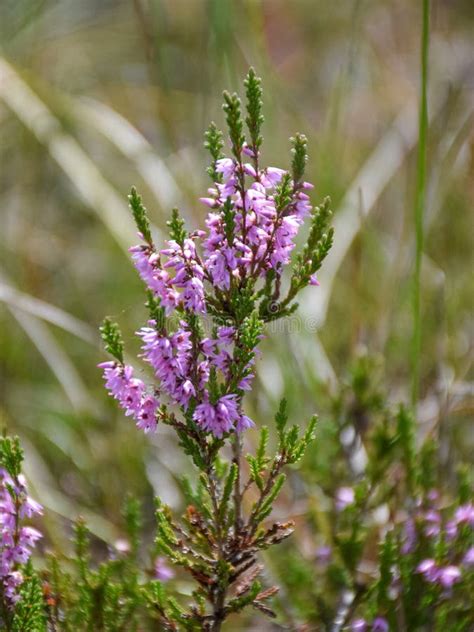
[1,69,472,632]
[0,436,44,630]
[269,356,474,630]
[96,68,333,630]
[5,69,334,630]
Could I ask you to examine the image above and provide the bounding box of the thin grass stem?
[412,0,430,407]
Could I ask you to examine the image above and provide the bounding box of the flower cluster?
[316,476,473,628]
[154,556,174,582]
[200,158,314,288]
[100,70,333,440]
[95,72,332,630]
[0,460,42,608]
[351,616,389,632]
[335,486,355,511]
[98,361,159,434]
[414,498,474,590]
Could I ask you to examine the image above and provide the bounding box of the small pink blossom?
[438,565,461,589]
[462,547,474,567]
[155,557,174,582]
[335,487,355,511]
[417,559,439,582]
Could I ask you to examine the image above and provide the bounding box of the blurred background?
[0,0,472,593]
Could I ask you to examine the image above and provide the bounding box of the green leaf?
[255,473,286,523]
[244,67,264,155]
[129,186,153,245]
[256,426,269,471]
[219,462,238,521]
[227,580,262,613]
[290,133,308,184]
[275,399,288,440]
[123,496,141,561]
[0,434,23,478]
[99,317,124,364]
[377,531,395,610]
[73,517,91,583]
[155,499,179,548]
[222,91,245,160]
[284,425,299,455]
[166,208,187,246]
[222,197,236,245]
[274,173,292,212]
[204,122,224,182]
[289,415,317,463]
[146,291,166,330]
[396,405,417,493]
[12,562,48,632]
[246,455,264,492]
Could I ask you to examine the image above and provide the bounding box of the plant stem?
[232,433,243,534]
[210,590,226,632]
[412,0,430,407]
[0,586,13,632]
[208,435,243,630]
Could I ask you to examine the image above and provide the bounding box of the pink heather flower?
[417,559,439,583]
[438,565,461,589]
[193,395,242,437]
[114,538,131,554]
[130,247,180,315]
[294,191,312,217]
[372,617,389,632]
[401,517,416,554]
[215,158,235,181]
[236,415,255,432]
[3,571,23,604]
[462,547,474,567]
[423,510,441,537]
[351,620,368,632]
[193,400,217,433]
[455,503,474,527]
[335,487,355,511]
[129,246,156,288]
[135,395,159,433]
[20,496,43,519]
[427,489,439,503]
[104,131,321,439]
[206,252,231,290]
[182,276,206,313]
[445,519,457,540]
[1,468,42,608]
[242,143,255,158]
[270,215,303,268]
[315,545,332,565]
[99,361,159,433]
[155,557,174,582]
[243,163,257,178]
[238,375,253,391]
[160,239,207,315]
[216,395,240,427]
[199,197,218,208]
[18,527,42,548]
[138,324,196,410]
[217,178,238,198]
[217,326,235,345]
[260,167,286,188]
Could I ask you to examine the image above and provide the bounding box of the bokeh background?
[0,0,473,609]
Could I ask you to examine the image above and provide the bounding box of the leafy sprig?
[99,317,124,364]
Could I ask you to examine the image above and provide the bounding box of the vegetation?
[0,2,472,630]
